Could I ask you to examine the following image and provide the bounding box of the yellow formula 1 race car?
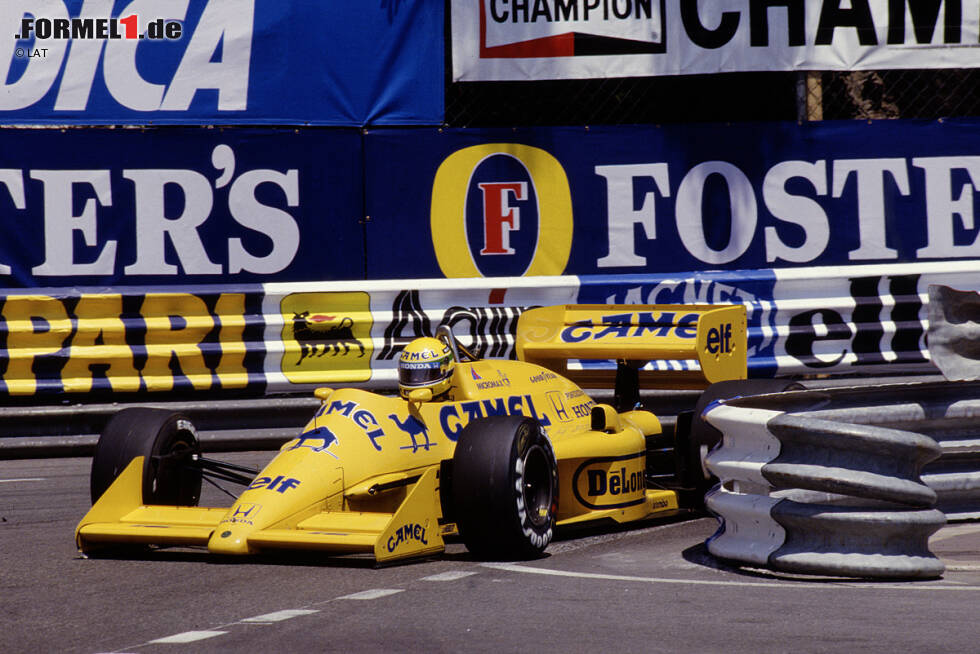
[76,304,748,564]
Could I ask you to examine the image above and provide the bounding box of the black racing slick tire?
[680,379,804,500]
[90,408,202,506]
[451,415,559,560]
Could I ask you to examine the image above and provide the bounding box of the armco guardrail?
[702,381,980,578]
[0,396,321,459]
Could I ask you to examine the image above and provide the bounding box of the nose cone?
[208,522,254,555]
[208,500,264,554]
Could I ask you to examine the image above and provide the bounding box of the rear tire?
[451,416,558,560]
[681,380,804,501]
[91,408,202,506]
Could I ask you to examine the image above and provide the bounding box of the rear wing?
[515,304,747,391]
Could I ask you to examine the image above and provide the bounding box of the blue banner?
[4,119,980,288]
[2,1,443,125]
[0,128,365,287]
[364,120,980,279]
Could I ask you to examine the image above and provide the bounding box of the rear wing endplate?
[515,304,747,391]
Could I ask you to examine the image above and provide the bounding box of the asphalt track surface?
[4,453,980,654]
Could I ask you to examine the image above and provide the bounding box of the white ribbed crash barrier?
[705,489,945,578]
[752,382,980,521]
[702,386,959,579]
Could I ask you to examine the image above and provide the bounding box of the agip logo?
[280,292,372,384]
[431,144,573,278]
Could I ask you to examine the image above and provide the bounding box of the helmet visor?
[398,359,449,388]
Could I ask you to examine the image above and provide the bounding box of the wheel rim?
[522,444,553,528]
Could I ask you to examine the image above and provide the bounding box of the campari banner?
[452,0,980,80]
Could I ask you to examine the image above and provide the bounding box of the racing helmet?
[398,337,455,399]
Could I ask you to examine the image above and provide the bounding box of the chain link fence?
[446,69,980,127]
[806,69,980,120]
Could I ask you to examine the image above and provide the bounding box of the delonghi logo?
[572,453,647,510]
[431,143,573,278]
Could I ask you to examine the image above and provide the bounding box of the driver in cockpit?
[397,337,455,401]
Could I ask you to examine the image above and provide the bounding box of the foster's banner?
[2,0,443,125]
[453,0,980,80]
[4,119,980,288]
[365,120,980,279]
[0,128,364,287]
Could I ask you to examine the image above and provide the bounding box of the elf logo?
[784,274,928,370]
[431,144,573,278]
[706,323,734,355]
[247,475,301,494]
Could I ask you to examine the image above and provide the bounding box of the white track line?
[127,586,412,649]
[335,588,404,600]
[147,630,227,644]
[481,562,980,591]
[421,571,478,582]
[242,609,319,623]
[0,477,45,483]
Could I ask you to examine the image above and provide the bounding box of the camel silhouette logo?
[287,425,339,458]
[388,414,435,453]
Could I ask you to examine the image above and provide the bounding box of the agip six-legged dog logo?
[292,312,365,363]
[280,292,373,383]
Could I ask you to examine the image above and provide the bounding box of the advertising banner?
[577,261,980,379]
[452,0,980,81]
[2,0,443,125]
[4,118,980,397]
[0,128,366,288]
[5,119,980,288]
[5,262,979,397]
[365,120,980,280]
[0,276,579,396]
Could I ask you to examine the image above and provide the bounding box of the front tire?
[91,408,202,506]
[451,415,558,560]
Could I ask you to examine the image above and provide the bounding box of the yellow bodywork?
[517,304,747,389]
[76,303,746,563]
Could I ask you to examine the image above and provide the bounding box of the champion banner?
[2,0,443,125]
[452,0,980,81]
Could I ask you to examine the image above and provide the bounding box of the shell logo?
[430,143,573,278]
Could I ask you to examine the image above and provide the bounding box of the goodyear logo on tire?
[280,292,372,383]
[431,144,573,278]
